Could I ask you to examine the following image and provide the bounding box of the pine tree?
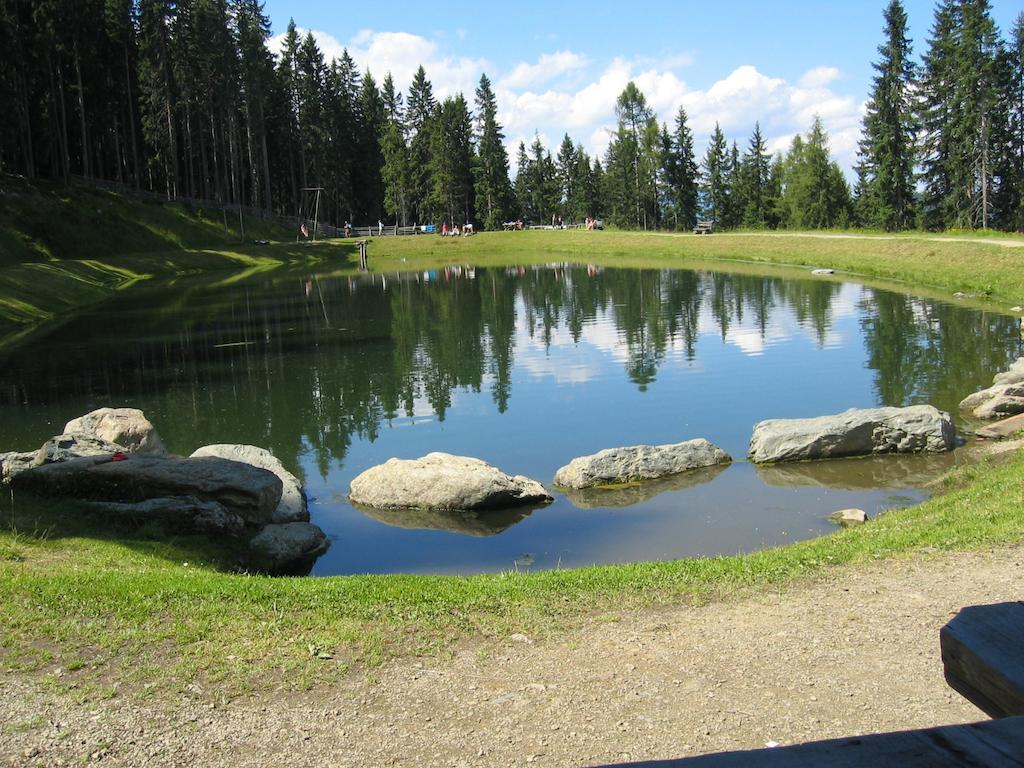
[472,73,512,230]
[739,123,770,228]
[701,123,729,225]
[605,81,656,228]
[662,107,699,230]
[406,65,436,222]
[859,0,917,230]
[429,94,475,225]
[1001,14,1024,230]
[919,0,1005,229]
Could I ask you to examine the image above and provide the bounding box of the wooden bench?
[590,717,1024,766]
[693,220,714,235]
[941,601,1024,718]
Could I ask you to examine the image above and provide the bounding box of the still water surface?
[1,264,1020,574]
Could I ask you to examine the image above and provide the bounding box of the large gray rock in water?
[34,433,124,465]
[553,439,731,490]
[81,496,245,534]
[248,522,330,574]
[960,382,1024,420]
[349,452,552,511]
[748,405,955,464]
[63,408,165,454]
[1,451,37,481]
[191,444,308,523]
[10,454,282,526]
[2,434,122,481]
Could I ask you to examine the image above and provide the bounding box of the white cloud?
[499,51,590,90]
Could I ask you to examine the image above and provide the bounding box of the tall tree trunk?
[72,38,89,178]
[256,97,272,212]
[124,46,140,188]
[55,56,71,179]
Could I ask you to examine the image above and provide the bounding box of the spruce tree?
[701,123,728,225]
[472,74,512,229]
[859,0,917,230]
[662,107,698,230]
[740,123,770,228]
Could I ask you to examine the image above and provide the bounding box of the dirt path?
[3,545,1022,767]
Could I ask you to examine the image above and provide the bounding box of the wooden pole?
[312,189,320,242]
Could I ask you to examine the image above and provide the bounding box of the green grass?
[2,450,1023,698]
[0,177,288,266]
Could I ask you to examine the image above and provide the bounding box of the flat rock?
[349,452,552,511]
[64,408,165,454]
[10,454,282,526]
[81,496,245,534]
[811,268,835,275]
[960,383,1024,420]
[34,433,124,465]
[553,439,731,490]
[248,522,330,574]
[830,508,868,526]
[748,405,955,464]
[191,444,308,523]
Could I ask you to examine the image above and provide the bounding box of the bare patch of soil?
[3,546,1022,767]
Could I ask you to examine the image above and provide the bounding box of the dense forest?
[0,0,1022,232]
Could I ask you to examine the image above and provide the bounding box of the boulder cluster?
[1,408,328,575]
[10,357,1021,564]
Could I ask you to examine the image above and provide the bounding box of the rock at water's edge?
[349,452,552,511]
[64,408,165,454]
[10,453,282,526]
[249,522,330,574]
[553,439,731,490]
[830,508,868,526]
[748,405,955,464]
[191,444,308,523]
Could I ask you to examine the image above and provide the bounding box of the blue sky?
[263,1,1023,174]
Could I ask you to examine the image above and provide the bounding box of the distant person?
[378,220,383,236]
[344,221,352,238]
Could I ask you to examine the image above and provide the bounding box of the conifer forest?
[1,0,1022,232]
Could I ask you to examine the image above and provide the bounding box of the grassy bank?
[2,449,1023,699]
[0,178,289,266]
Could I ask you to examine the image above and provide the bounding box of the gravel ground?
[3,545,1021,768]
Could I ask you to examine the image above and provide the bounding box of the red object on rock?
[111,451,128,462]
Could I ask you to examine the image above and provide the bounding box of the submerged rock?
[191,444,309,523]
[63,407,165,454]
[248,522,330,574]
[10,453,282,526]
[748,405,955,464]
[553,439,731,490]
[349,452,552,511]
[560,463,729,509]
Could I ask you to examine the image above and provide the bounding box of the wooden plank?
[941,602,1024,718]
[589,716,1024,767]
[976,413,1024,439]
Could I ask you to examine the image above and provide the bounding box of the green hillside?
[0,177,292,266]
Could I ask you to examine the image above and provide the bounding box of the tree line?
[0,0,1021,232]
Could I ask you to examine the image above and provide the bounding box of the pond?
[0,263,1020,574]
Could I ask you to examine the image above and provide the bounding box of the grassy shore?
[2,217,1024,699]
